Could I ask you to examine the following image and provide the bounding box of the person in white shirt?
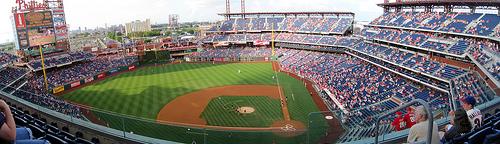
[460,96,482,130]
[407,106,440,144]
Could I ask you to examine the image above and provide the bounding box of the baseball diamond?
[61,62,328,143]
[2,1,499,144]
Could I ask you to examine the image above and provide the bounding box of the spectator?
[0,100,15,141]
[442,108,471,142]
[460,96,483,130]
[0,100,48,143]
[407,106,439,144]
[391,111,407,131]
[404,107,416,128]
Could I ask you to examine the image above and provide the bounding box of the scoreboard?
[14,11,56,50]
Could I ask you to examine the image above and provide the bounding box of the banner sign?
[109,69,118,74]
[98,73,106,79]
[52,86,65,94]
[85,77,94,83]
[26,11,53,27]
[71,81,81,88]
[14,13,26,28]
[128,65,136,70]
[214,58,224,62]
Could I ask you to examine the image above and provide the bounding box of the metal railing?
[374,99,434,144]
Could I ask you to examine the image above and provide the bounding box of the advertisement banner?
[14,13,26,28]
[84,77,94,83]
[98,73,106,79]
[25,11,53,28]
[109,69,118,74]
[128,65,136,70]
[265,57,269,61]
[52,86,65,94]
[71,81,81,88]
[214,58,224,62]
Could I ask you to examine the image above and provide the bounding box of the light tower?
[226,0,231,14]
[226,0,231,20]
[241,0,245,13]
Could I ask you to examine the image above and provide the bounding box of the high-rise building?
[169,14,179,28]
[125,19,151,36]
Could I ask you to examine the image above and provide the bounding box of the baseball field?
[62,62,329,143]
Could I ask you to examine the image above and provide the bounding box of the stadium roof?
[219,12,355,17]
[378,0,500,7]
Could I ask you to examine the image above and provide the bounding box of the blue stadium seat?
[494,120,500,130]
[76,138,94,144]
[91,137,100,144]
[45,134,68,144]
[483,131,500,144]
[467,127,494,144]
[28,124,46,139]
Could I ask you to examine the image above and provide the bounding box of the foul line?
[273,62,291,121]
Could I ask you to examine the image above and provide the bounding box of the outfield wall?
[187,57,270,62]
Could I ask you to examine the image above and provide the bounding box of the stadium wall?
[186,56,270,62]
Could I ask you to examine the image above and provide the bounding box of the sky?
[0,0,383,43]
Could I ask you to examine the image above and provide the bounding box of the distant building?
[169,14,179,28]
[197,25,212,37]
[125,19,151,36]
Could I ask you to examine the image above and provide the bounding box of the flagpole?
[39,45,49,92]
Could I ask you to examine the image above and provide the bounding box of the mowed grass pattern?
[63,63,276,119]
[201,96,283,127]
[62,63,328,143]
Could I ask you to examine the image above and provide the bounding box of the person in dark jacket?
[443,109,472,142]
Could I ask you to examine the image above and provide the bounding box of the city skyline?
[0,0,383,43]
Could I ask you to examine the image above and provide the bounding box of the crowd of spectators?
[210,17,353,34]
[453,73,493,105]
[205,33,359,47]
[276,48,450,128]
[12,85,84,119]
[32,54,137,88]
[361,26,499,82]
[0,66,84,120]
[28,52,95,71]
[370,12,499,37]
[352,41,467,81]
[190,47,271,58]
[0,67,28,86]
[0,52,17,67]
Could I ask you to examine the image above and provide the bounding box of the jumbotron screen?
[24,11,56,47]
[27,27,56,47]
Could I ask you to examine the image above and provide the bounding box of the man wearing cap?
[460,96,482,130]
[391,111,407,131]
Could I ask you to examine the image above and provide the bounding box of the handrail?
[374,99,433,144]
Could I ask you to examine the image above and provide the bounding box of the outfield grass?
[63,63,276,119]
[62,63,328,143]
[201,96,284,127]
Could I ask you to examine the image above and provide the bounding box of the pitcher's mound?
[237,107,255,114]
